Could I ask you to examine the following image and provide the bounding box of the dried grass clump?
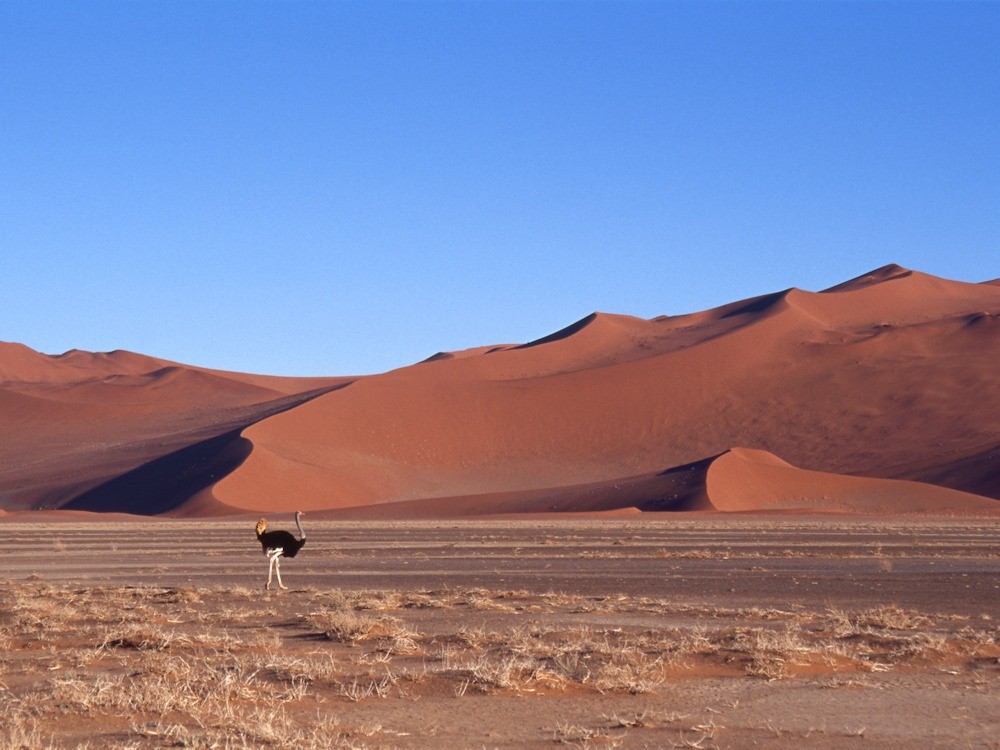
[396,591,448,609]
[51,656,302,727]
[469,651,545,692]
[152,586,204,605]
[456,624,538,652]
[348,590,404,611]
[854,605,930,631]
[133,701,346,747]
[452,624,539,653]
[304,609,419,648]
[429,642,556,694]
[339,670,399,702]
[309,588,353,612]
[592,648,669,694]
[678,625,718,657]
[434,624,683,695]
[824,605,930,637]
[2,588,74,638]
[253,651,338,685]
[0,700,49,750]
[305,609,377,642]
[459,588,518,612]
[99,622,180,651]
[729,626,806,679]
[887,631,949,660]
[185,626,282,653]
[376,625,422,656]
[552,650,592,683]
[553,721,627,748]
[812,606,962,665]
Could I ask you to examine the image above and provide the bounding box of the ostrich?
[255,511,306,590]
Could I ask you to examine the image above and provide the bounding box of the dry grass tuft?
[303,609,421,651]
[823,605,930,636]
[304,609,379,643]
[0,702,49,750]
[553,721,627,748]
[854,605,931,631]
[339,670,399,702]
[592,648,669,694]
[99,622,179,651]
[729,626,805,679]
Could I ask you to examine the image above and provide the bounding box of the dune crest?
[821,263,913,292]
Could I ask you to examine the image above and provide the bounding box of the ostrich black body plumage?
[257,528,306,558]
[255,511,306,589]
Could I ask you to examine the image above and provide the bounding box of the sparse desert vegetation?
[0,518,998,748]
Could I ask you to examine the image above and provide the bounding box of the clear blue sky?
[2,2,998,376]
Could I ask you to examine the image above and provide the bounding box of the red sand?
[2,265,998,517]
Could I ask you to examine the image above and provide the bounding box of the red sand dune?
[296,447,996,519]
[2,265,998,517]
[0,345,347,512]
[704,447,996,514]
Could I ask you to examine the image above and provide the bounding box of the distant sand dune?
[2,264,998,517]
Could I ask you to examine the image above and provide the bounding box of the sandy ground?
[1,517,998,748]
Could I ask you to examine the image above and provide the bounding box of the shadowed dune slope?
[208,265,1000,516]
[3,264,998,517]
[301,456,718,519]
[62,430,254,516]
[865,441,1000,500]
[0,343,348,511]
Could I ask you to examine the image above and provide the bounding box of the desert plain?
[1,517,998,749]
[2,265,999,747]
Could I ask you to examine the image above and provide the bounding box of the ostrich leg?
[266,549,283,590]
[275,555,287,589]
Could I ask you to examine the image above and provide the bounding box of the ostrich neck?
[296,515,306,539]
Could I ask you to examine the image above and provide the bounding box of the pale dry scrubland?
[0,519,998,748]
[2,583,998,749]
